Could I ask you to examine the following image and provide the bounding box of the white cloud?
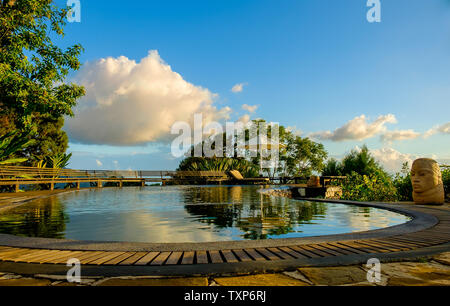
[66,50,231,146]
[241,104,258,113]
[380,129,420,143]
[286,126,302,137]
[371,147,418,173]
[424,122,450,138]
[236,114,251,125]
[309,114,397,142]
[231,83,247,93]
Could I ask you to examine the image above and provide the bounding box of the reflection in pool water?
[0,186,411,243]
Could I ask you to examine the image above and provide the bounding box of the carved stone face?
[411,163,439,193]
[411,158,444,205]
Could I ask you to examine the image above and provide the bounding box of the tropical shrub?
[442,167,449,199]
[393,162,413,201]
[178,157,260,178]
[0,130,34,165]
[322,158,343,176]
[340,170,398,202]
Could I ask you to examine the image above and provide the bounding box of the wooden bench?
[170,171,229,184]
[228,170,270,184]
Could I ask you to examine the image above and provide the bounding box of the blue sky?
[57,0,450,172]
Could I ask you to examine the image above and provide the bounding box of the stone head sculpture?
[411,158,445,205]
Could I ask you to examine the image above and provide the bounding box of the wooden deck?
[1,202,449,273]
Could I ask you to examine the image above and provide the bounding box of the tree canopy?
[322,145,386,177]
[0,0,84,164]
[178,120,328,178]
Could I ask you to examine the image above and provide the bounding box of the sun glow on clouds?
[309,114,397,142]
[66,51,232,146]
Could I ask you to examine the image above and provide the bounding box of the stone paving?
[0,252,449,286]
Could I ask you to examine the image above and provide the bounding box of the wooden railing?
[0,166,234,192]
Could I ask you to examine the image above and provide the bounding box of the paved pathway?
[1,251,449,286]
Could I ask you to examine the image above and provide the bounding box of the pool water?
[0,186,411,243]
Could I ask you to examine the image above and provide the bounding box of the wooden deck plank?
[0,247,30,257]
[277,246,309,259]
[255,248,280,261]
[12,249,52,262]
[333,242,375,254]
[181,251,195,265]
[320,243,357,255]
[309,244,345,256]
[297,244,331,257]
[367,239,415,251]
[377,238,425,247]
[208,250,223,263]
[0,246,14,253]
[27,250,74,264]
[243,249,266,261]
[386,237,432,247]
[15,250,63,263]
[355,240,407,252]
[288,245,321,258]
[326,242,368,255]
[87,252,126,265]
[103,252,137,265]
[134,252,160,266]
[0,249,35,261]
[396,234,446,244]
[267,247,296,259]
[150,252,172,266]
[119,252,148,265]
[232,249,253,262]
[165,252,183,265]
[74,251,107,263]
[196,251,209,264]
[338,241,390,253]
[221,250,239,263]
[46,251,87,264]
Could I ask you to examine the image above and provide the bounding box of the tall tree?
[178,120,328,178]
[0,0,84,162]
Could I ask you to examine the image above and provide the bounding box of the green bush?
[339,170,398,202]
[177,157,260,178]
[392,162,413,201]
[442,168,449,197]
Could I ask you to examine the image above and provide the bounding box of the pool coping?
[0,188,450,276]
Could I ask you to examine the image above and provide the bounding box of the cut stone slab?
[0,274,22,280]
[0,278,51,286]
[282,271,314,285]
[97,277,208,286]
[432,252,450,266]
[379,262,450,286]
[213,274,310,286]
[297,266,368,286]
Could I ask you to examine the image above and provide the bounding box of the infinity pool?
[0,186,411,243]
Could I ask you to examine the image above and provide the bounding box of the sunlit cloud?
[241,104,258,113]
[424,122,450,138]
[309,114,397,142]
[380,129,420,143]
[66,50,232,146]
